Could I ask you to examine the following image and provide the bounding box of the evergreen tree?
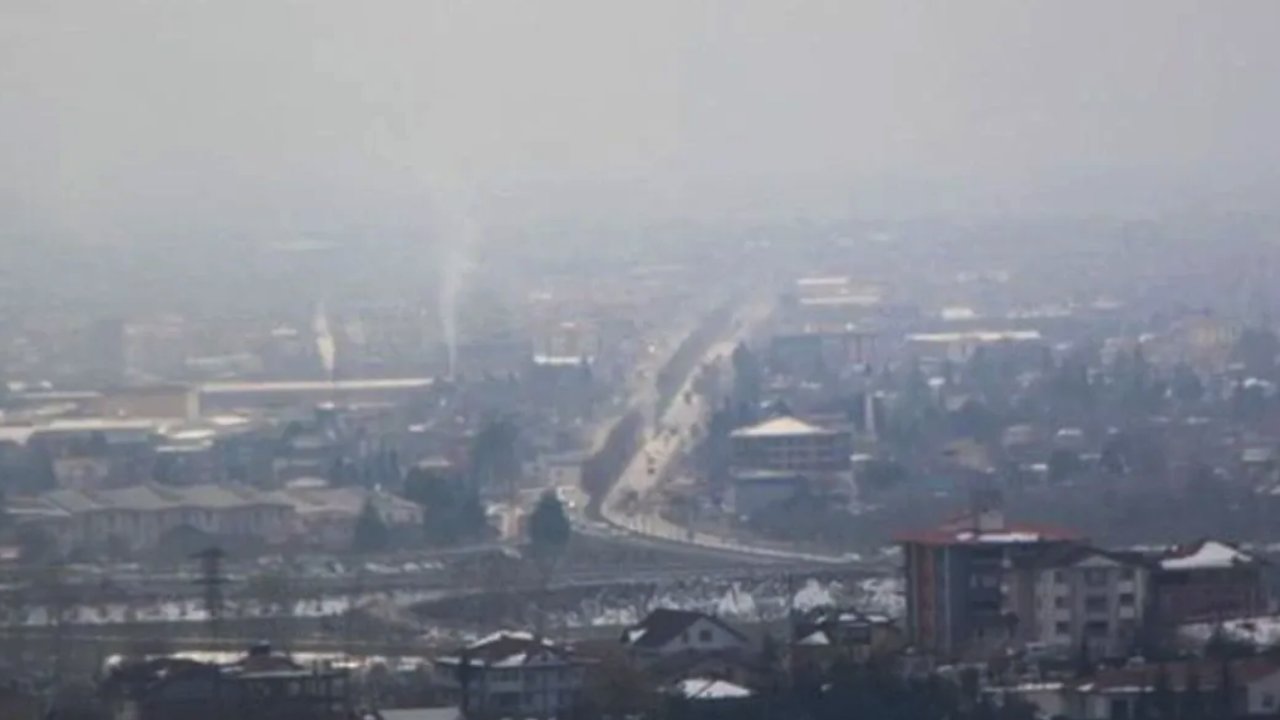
[351,499,390,554]
[528,491,571,561]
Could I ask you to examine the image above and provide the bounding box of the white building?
[729,416,851,474]
[1007,545,1151,660]
[620,608,750,659]
[433,631,589,719]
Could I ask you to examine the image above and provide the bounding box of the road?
[596,300,860,565]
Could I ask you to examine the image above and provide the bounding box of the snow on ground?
[541,572,901,629]
[1180,615,1280,648]
[3,589,443,628]
[791,579,835,612]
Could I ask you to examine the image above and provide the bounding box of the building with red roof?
[899,500,1083,660]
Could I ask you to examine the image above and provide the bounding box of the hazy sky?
[4,0,1280,242]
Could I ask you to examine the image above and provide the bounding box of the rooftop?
[1160,539,1260,571]
[730,416,834,439]
[675,677,754,701]
[622,608,746,651]
[896,513,1080,547]
[436,631,577,669]
[200,378,433,395]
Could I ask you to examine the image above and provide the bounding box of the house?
[791,608,903,671]
[100,643,350,720]
[621,609,751,659]
[1152,540,1267,624]
[433,631,590,719]
[1005,545,1153,660]
[990,657,1280,720]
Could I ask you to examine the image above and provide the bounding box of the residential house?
[433,632,590,719]
[101,643,350,720]
[621,609,751,660]
[791,608,903,672]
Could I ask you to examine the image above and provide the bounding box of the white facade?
[1027,554,1148,659]
[624,615,750,657]
[434,637,587,719]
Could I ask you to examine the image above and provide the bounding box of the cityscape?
[6,2,1280,720]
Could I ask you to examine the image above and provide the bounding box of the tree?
[528,491,571,561]
[352,499,391,554]
[408,467,490,546]
[469,417,521,494]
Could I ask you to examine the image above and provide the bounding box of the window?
[1053,570,1066,583]
[1085,568,1109,587]
[1110,698,1132,720]
[1119,593,1136,607]
[1055,596,1068,609]
[1120,567,1136,580]
[1264,694,1275,710]
[1085,620,1110,636]
[698,629,712,643]
[1055,622,1070,636]
[1085,596,1108,614]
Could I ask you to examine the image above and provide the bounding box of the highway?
[595,299,860,565]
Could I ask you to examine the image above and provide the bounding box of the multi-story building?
[899,508,1080,660]
[1006,545,1152,660]
[433,632,589,719]
[1152,539,1267,624]
[729,416,851,474]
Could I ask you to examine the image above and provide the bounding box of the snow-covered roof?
[730,416,832,439]
[676,677,754,700]
[796,630,831,646]
[1160,540,1257,571]
[953,531,1043,543]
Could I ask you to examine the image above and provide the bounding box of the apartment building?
[1006,545,1152,660]
[899,507,1080,659]
[729,416,851,474]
